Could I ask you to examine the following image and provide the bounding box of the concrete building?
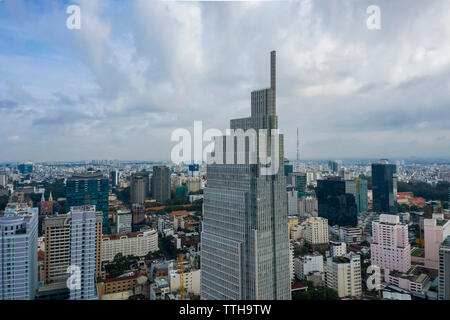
[152,166,171,204]
[69,205,102,300]
[168,261,201,296]
[201,51,291,300]
[294,254,324,280]
[130,172,149,205]
[298,196,318,217]
[339,226,362,245]
[116,210,132,234]
[186,177,202,194]
[438,235,450,300]
[330,241,347,257]
[424,213,450,270]
[325,253,362,298]
[0,203,38,300]
[287,187,298,216]
[302,217,329,249]
[101,229,158,262]
[371,214,411,273]
[44,214,71,284]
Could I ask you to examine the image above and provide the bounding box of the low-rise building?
[102,229,158,262]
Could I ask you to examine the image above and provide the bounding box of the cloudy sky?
[1,0,450,162]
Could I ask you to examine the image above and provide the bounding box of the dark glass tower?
[66,171,109,233]
[201,51,291,300]
[371,163,397,214]
[317,177,358,227]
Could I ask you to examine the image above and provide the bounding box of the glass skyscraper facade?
[66,171,109,233]
[345,178,368,213]
[372,163,397,214]
[201,51,291,300]
[317,177,358,227]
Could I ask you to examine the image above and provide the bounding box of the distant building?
[325,253,362,298]
[424,213,450,270]
[298,196,318,217]
[39,192,54,216]
[101,229,158,262]
[345,178,368,213]
[288,172,307,198]
[302,217,329,249]
[151,166,171,204]
[339,226,362,245]
[287,187,298,216]
[438,235,450,300]
[0,203,38,300]
[110,170,120,188]
[66,171,109,233]
[44,214,71,284]
[130,172,149,205]
[131,203,146,231]
[69,205,103,300]
[295,254,324,280]
[18,162,33,174]
[371,214,411,273]
[372,162,397,214]
[317,177,357,227]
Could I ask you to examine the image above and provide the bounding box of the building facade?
[152,166,171,204]
[302,217,329,249]
[130,172,149,205]
[325,253,362,298]
[438,235,450,300]
[201,51,291,300]
[372,162,397,214]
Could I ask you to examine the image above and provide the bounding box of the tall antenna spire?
[297,127,300,162]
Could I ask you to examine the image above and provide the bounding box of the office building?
[151,166,171,204]
[130,172,149,205]
[372,162,397,214]
[371,214,410,273]
[18,162,33,174]
[44,214,71,284]
[298,196,318,217]
[201,51,291,300]
[325,253,362,298]
[438,235,450,300]
[0,174,7,187]
[287,187,298,216]
[424,214,450,270]
[317,177,357,227]
[302,217,329,249]
[116,210,132,234]
[345,178,368,213]
[66,171,109,233]
[0,203,38,300]
[69,205,102,300]
[110,170,120,188]
[289,172,307,198]
[131,203,146,231]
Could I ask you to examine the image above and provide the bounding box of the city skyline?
[1,0,450,162]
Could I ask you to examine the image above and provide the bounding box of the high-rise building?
[371,214,411,273]
[110,170,120,188]
[302,217,329,249]
[0,173,7,187]
[68,205,102,300]
[345,178,368,213]
[372,162,397,213]
[17,162,33,174]
[325,253,362,298]
[424,213,450,270]
[130,172,149,205]
[201,51,291,300]
[438,235,450,300]
[116,210,132,234]
[44,214,71,284]
[317,177,358,227]
[287,186,298,216]
[151,166,171,204]
[328,161,339,173]
[288,172,307,198]
[0,203,38,300]
[66,171,109,233]
[131,203,146,231]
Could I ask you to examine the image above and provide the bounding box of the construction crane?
[178,254,185,300]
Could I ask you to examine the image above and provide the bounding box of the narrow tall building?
[438,235,450,300]
[68,205,102,300]
[66,171,109,233]
[151,166,171,204]
[130,172,149,205]
[201,51,291,300]
[372,162,397,213]
[0,203,38,300]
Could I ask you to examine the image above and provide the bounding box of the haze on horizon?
[1,0,450,163]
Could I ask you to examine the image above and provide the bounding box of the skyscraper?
[0,203,38,300]
[68,205,102,300]
[372,162,397,213]
[110,170,119,188]
[438,235,450,300]
[345,178,368,213]
[317,177,358,227]
[151,166,171,204]
[130,172,149,205]
[66,171,109,233]
[201,51,291,300]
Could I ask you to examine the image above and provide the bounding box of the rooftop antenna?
[296,128,300,163]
